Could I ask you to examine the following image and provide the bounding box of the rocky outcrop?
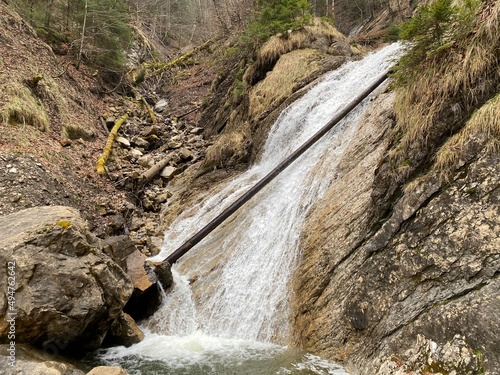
[333,0,416,40]
[292,92,499,374]
[0,206,134,355]
[199,20,358,174]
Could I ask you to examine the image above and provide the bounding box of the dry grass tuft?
[0,82,50,132]
[390,0,500,182]
[203,130,252,170]
[249,49,322,119]
[257,19,347,67]
[435,93,500,181]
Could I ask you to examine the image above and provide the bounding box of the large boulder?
[0,344,86,375]
[0,206,134,355]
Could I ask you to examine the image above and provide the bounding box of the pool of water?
[85,331,348,375]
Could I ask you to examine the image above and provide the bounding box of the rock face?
[0,344,86,375]
[291,93,500,374]
[0,206,134,355]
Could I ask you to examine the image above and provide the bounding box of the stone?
[0,206,134,355]
[154,192,169,204]
[102,312,144,348]
[147,236,164,256]
[126,250,156,292]
[130,149,143,158]
[0,344,86,375]
[167,141,183,149]
[140,125,159,137]
[129,215,145,231]
[101,235,137,269]
[160,166,178,180]
[190,127,204,135]
[177,147,194,161]
[123,251,162,321]
[131,136,150,150]
[151,261,173,289]
[86,366,129,375]
[116,137,130,148]
[291,93,500,374]
[138,155,154,168]
[153,98,168,113]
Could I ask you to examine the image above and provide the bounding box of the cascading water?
[90,44,402,374]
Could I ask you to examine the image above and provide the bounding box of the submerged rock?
[0,206,134,355]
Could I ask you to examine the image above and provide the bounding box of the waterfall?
[93,44,402,375]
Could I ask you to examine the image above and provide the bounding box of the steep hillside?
[0,2,123,229]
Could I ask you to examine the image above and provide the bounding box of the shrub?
[242,0,313,47]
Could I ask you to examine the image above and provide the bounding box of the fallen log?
[96,114,128,175]
[143,38,213,75]
[131,86,157,124]
[138,158,170,184]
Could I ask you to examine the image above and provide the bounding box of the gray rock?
[178,147,195,161]
[168,141,183,149]
[160,166,178,180]
[148,236,164,256]
[130,149,143,158]
[292,93,500,374]
[102,312,144,348]
[190,127,204,135]
[131,136,150,150]
[138,154,154,168]
[154,192,169,204]
[153,99,168,113]
[101,235,137,269]
[0,206,134,354]
[116,137,130,148]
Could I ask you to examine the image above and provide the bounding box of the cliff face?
[292,1,499,372]
[291,91,499,374]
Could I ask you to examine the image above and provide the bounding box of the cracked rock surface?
[292,92,500,374]
[0,206,133,355]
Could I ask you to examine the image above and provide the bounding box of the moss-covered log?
[143,38,213,75]
[96,113,128,175]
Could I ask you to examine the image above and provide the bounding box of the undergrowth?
[388,0,500,182]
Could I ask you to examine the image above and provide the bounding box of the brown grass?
[257,19,347,66]
[203,130,252,170]
[0,82,50,131]
[389,1,500,181]
[249,49,322,119]
[435,93,500,181]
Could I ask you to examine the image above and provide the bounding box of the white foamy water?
[93,44,402,374]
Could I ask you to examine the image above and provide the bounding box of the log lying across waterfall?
[164,72,390,265]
